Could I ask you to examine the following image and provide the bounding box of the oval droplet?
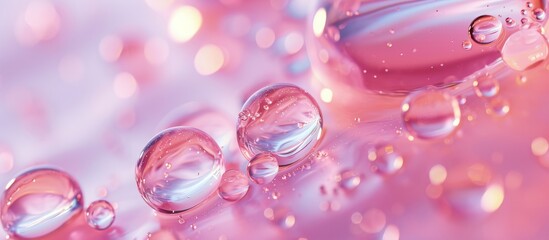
[469,15,503,44]
[0,168,83,239]
[218,170,249,201]
[402,90,461,139]
[237,84,323,166]
[473,73,500,97]
[368,145,404,175]
[501,29,548,71]
[136,127,224,213]
[247,153,279,185]
[337,169,361,191]
[85,200,115,230]
[486,98,510,116]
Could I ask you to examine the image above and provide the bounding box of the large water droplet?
[136,127,224,213]
[368,145,404,175]
[85,200,115,230]
[237,84,323,166]
[0,168,83,239]
[469,15,503,44]
[247,153,279,185]
[218,170,249,201]
[501,29,548,71]
[402,90,461,139]
[307,1,541,94]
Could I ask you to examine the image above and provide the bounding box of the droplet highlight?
[85,200,115,230]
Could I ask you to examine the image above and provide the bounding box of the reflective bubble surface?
[85,200,115,230]
[218,170,249,201]
[0,168,83,238]
[402,90,461,139]
[247,153,279,185]
[136,127,224,213]
[237,84,323,166]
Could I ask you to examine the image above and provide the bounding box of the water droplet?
[469,15,503,44]
[218,170,249,201]
[368,145,404,175]
[85,200,115,230]
[462,40,472,50]
[533,8,546,21]
[527,2,534,8]
[237,84,323,166]
[486,98,510,116]
[473,73,500,97]
[505,17,516,28]
[136,127,224,213]
[402,90,461,139]
[178,215,186,224]
[0,168,83,238]
[337,169,361,191]
[264,207,295,228]
[247,153,279,185]
[501,29,548,71]
[190,224,197,230]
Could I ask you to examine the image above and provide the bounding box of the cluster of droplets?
[0,168,117,239]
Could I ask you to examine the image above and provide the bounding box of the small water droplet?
[85,200,115,230]
[533,8,546,21]
[368,145,404,175]
[401,90,461,139]
[462,40,472,50]
[473,73,499,98]
[247,153,279,185]
[505,17,516,28]
[218,169,249,201]
[337,169,361,191]
[486,98,510,116]
[469,15,503,44]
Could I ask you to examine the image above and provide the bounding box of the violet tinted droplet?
[534,8,546,21]
[85,200,115,230]
[473,73,500,98]
[402,90,461,139]
[338,169,361,191]
[237,84,323,166]
[218,170,249,201]
[136,127,224,213]
[368,145,404,175]
[469,15,503,44]
[0,168,83,239]
[247,153,279,185]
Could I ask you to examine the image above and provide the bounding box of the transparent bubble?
[473,73,500,97]
[136,127,224,213]
[85,200,115,230]
[486,98,510,116]
[306,1,540,94]
[368,145,404,175]
[0,168,83,239]
[462,40,473,50]
[533,8,546,21]
[501,29,548,71]
[337,169,361,191]
[435,164,504,218]
[218,170,249,201]
[469,15,503,44]
[505,17,517,27]
[237,84,323,166]
[401,90,461,139]
[247,152,279,185]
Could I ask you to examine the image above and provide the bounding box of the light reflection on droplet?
[429,164,447,185]
[312,8,327,37]
[320,88,333,103]
[480,184,505,213]
[501,29,548,71]
[85,200,115,230]
[368,145,404,175]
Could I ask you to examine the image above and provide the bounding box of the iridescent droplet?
[469,15,503,44]
[462,40,472,50]
[533,8,546,21]
[247,153,279,185]
[337,169,361,191]
[136,127,224,213]
[501,29,548,71]
[218,170,249,201]
[85,200,115,230]
[486,98,510,116]
[237,84,323,166]
[0,168,83,239]
[368,145,404,175]
[473,73,500,97]
[401,90,461,139]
